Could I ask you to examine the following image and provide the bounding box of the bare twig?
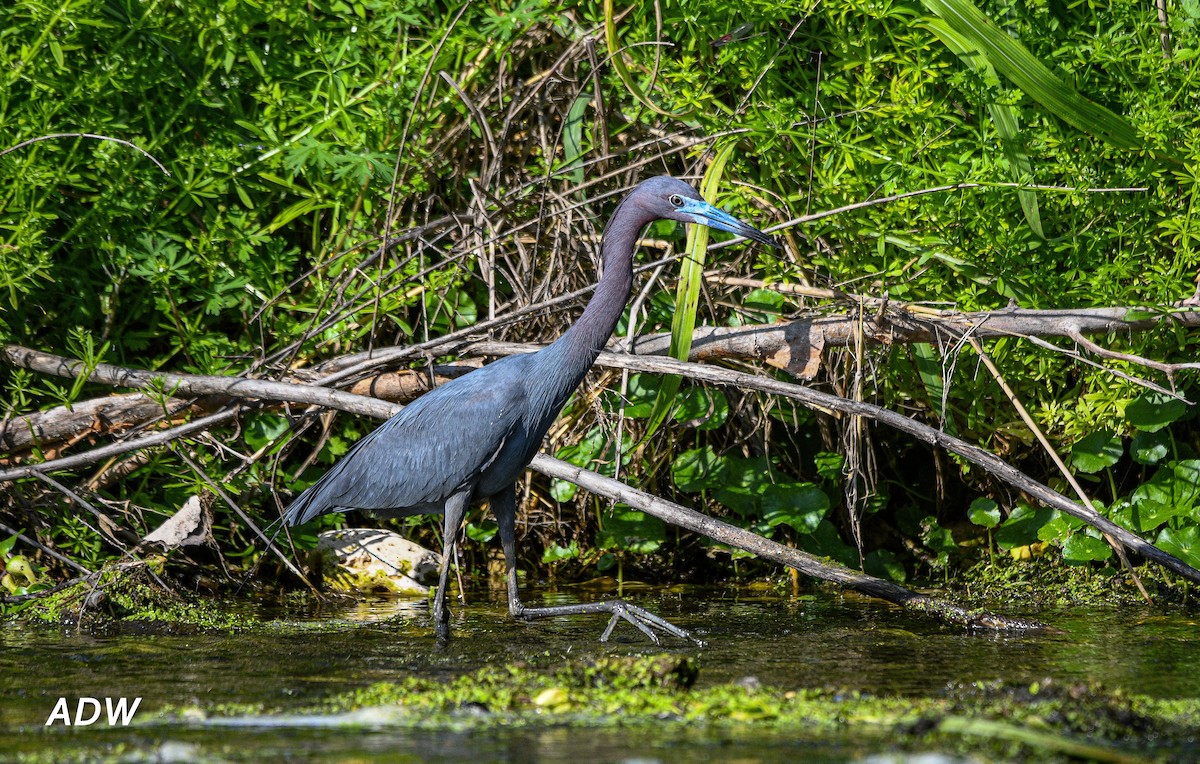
[0,133,170,176]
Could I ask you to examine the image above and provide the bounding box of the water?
[3,588,1197,762]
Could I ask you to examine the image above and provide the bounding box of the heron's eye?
[669,194,684,207]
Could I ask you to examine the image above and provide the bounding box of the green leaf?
[596,506,664,555]
[864,549,907,583]
[1156,526,1200,570]
[561,95,590,187]
[922,0,1141,149]
[920,515,959,567]
[761,483,830,533]
[798,520,858,567]
[1036,510,1085,543]
[465,520,497,543]
[1130,430,1170,465]
[1119,460,1200,531]
[671,446,725,492]
[813,452,845,483]
[550,478,577,503]
[244,413,290,452]
[967,498,1001,529]
[1069,430,1123,473]
[672,387,729,431]
[542,541,580,563]
[995,504,1056,549]
[1061,532,1112,563]
[1124,393,1188,432]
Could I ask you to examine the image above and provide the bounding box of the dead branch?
[532,454,1044,630]
[627,305,1200,379]
[5,343,1200,596]
[2,392,195,456]
[465,340,1200,587]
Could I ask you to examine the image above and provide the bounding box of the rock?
[315,529,439,595]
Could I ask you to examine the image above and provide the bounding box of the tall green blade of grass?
[640,143,736,442]
[926,18,1044,238]
[922,0,1141,150]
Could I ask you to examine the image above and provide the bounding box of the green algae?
[945,556,1195,610]
[150,657,1200,762]
[4,564,253,631]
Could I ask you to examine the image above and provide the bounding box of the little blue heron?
[284,176,777,643]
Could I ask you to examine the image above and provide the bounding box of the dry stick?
[1,350,1039,629]
[7,341,1200,585]
[964,336,1152,602]
[0,520,92,575]
[529,453,1041,630]
[464,340,1200,586]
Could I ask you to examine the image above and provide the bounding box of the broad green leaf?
[1114,460,1200,531]
[542,541,580,563]
[550,479,577,503]
[465,520,497,543]
[995,504,1055,549]
[761,482,830,533]
[1036,510,1085,543]
[920,515,959,566]
[1061,532,1112,563]
[671,446,725,492]
[922,0,1140,149]
[244,413,290,452]
[1070,430,1122,473]
[814,452,845,483]
[1130,430,1170,465]
[865,549,907,583]
[596,506,664,555]
[1156,526,1200,570]
[967,498,1001,529]
[672,387,729,431]
[1124,393,1188,432]
[798,520,858,567]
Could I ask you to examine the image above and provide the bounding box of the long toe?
[599,600,697,646]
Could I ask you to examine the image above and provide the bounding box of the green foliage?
[3,0,1200,589]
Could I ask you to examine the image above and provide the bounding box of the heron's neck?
[549,205,646,367]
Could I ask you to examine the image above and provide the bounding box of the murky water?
[3,588,1197,762]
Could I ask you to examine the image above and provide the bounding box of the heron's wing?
[284,358,528,524]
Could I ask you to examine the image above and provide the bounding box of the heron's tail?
[282,476,344,525]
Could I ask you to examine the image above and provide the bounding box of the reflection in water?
[3,588,1197,761]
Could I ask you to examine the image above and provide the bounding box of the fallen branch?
[627,305,1200,380]
[0,348,1047,629]
[464,340,1200,586]
[6,342,1200,585]
[531,453,1045,630]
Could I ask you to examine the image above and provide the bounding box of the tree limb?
[4,342,1199,597]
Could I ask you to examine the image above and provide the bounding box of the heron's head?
[631,176,779,248]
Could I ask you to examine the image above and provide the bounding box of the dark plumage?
[285,176,777,643]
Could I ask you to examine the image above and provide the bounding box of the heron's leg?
[433,489,472,643]
[492,486,700,646]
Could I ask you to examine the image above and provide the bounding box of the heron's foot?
[598,599,701,646]
[512,599,703,646]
